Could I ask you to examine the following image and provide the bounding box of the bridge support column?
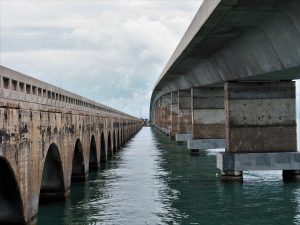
[175,89,193,143]
[187,87,225,154]
[217,81,299,181]
[156,94,169,134]
[165,93,172,136]
[170,91,179,139]
[158,95,165,132]
[154,98,162,128]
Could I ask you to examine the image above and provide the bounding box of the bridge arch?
[72,139,86,182]
[100,132,106,162]
[40,143,65,201]
[89,135,98,169]
[0,157,25,224]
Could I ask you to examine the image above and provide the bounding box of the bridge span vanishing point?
[150,0,300,181]
[0,66,143,224]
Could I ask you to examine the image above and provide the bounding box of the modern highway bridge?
[0,66,143,224]
[150,0,300,181]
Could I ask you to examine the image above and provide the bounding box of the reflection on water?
[39,127,300,225]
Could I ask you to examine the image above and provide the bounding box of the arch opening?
[89,135,98,170]
[40,143,65,201]
[100,132,106,162]
[0,158,25,224]
[72,139,86,182]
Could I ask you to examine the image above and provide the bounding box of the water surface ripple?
[38,127,300,225]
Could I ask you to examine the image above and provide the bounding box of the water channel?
[38,127,300,225]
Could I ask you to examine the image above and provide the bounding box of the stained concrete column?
[187,87,225,154]
[217,81,300,180]
[165,93,172,135]
[154,98,161,127]
[175,89,192,143]
[155,94,171,135]
[161,94,167,131]
[170,91,179,139]
[156,97,163,129]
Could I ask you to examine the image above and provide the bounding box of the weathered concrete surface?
[164,93,172,133]
[175,134,192,142]
[170,91,179,138]
[192,87,224,139]
[188,139,225,150]
[184,87,225,152]
[178,90,192,134]
[152,89,192,139]
[0,66,143,224]
[217,152,300,171]
[155,125,171,136]
[225,81,296,153]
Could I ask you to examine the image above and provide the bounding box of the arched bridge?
[0,66,143,224]
[150,0,300,181]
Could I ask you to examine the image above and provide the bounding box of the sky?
[0,0,203,118]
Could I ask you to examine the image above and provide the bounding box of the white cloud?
[0,0,203,118]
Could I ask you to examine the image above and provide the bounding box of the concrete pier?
[217,152,300,181]
[178,90,192,136]
[218,81,298,180]
[170,91,179,139]
[187,87,225,154]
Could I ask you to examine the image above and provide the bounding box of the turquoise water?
[38,127,300,225]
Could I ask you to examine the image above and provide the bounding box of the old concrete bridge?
[150,0,300,181]
[0,66,143,224]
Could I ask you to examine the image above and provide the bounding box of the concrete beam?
[175,133,192,142]
[188,139,225,150]
[217,152,300,172]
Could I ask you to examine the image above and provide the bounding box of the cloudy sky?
[0,0,203,118]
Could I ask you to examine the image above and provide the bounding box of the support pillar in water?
[175,89,193,144]
[217,81,299,181]
[187,87,225,155]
